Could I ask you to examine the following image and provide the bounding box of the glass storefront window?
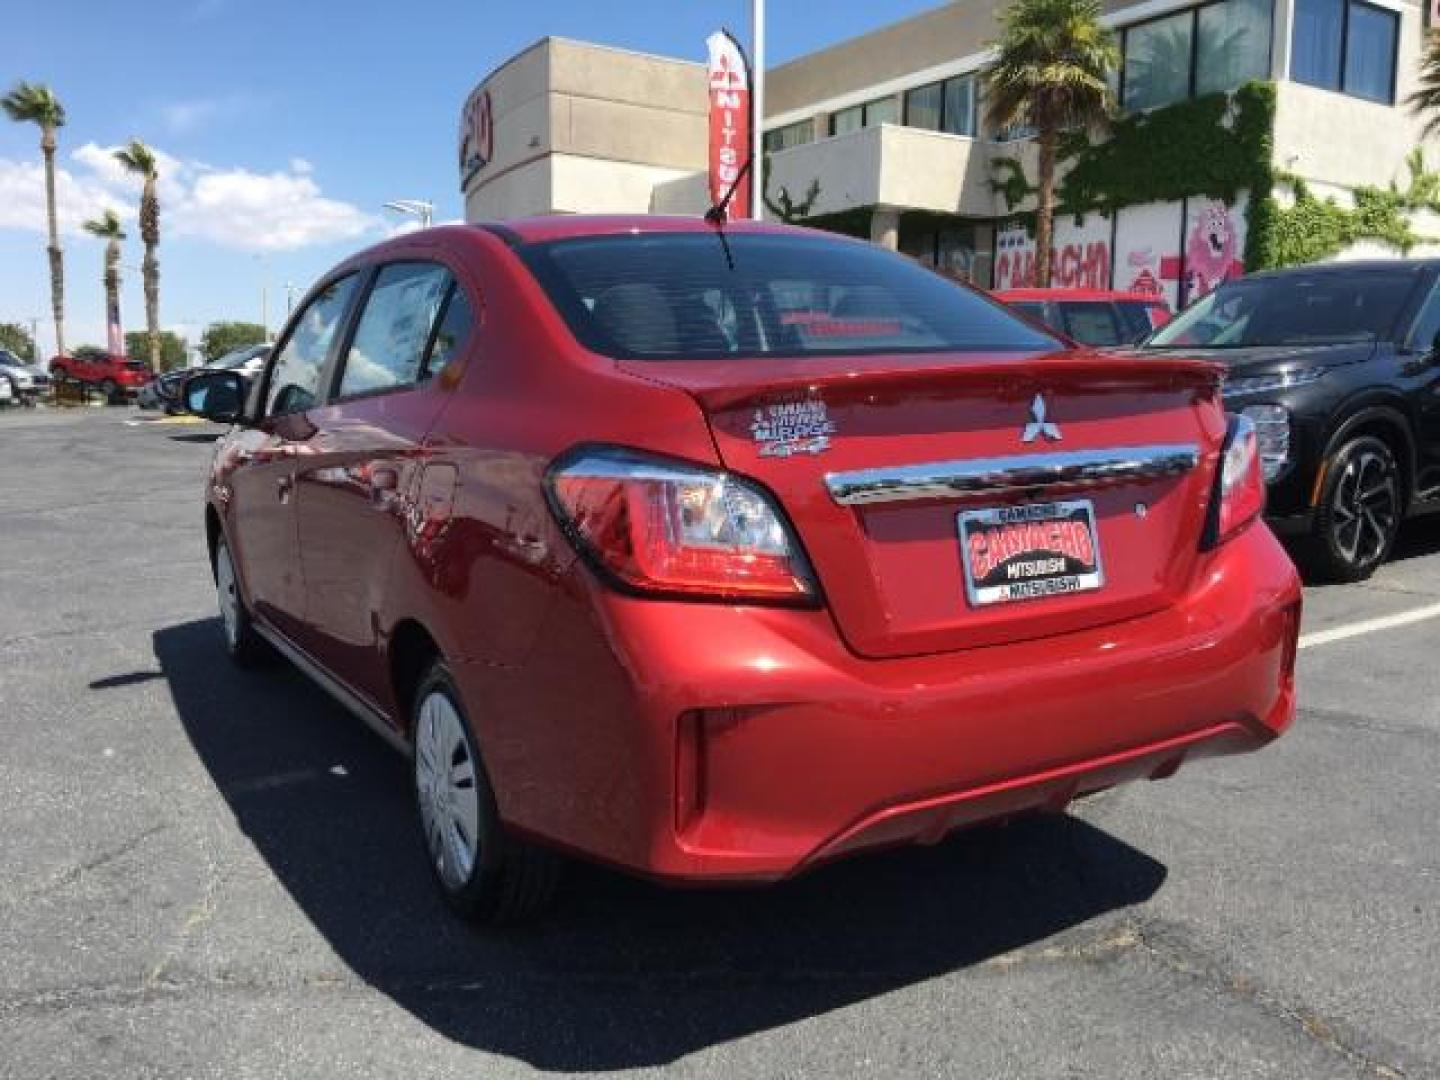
[763,120,814,153]
[1123,11,1195,110]
[942,77,976,136]
[1196,0,1272,95]
[904,83,943,131]
[829,96,898,136]
[1122,0,1275,110]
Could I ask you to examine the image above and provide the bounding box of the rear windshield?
[1148,271,1419,348]
[516,232,1059,360]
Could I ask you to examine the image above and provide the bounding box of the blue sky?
[1,0,942,358]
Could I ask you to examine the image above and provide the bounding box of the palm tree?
[983,0,1118,287]
[83,210,127,356]
[2,82,68,359]
[1408,32,1440,139]
[114,140,161,369]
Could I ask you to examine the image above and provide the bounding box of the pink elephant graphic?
[1185,202,1244,302]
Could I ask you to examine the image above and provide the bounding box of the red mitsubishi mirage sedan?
[184,216,1301,923]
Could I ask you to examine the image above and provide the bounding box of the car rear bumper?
[468,522,1301,883]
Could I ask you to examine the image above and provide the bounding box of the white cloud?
[0,142,379,253]
[179,168,376,251]
[0,158,130,236]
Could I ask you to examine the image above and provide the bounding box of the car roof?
[1241,259,1440,281]
[994,288,1168,303]
[479,214,819,246]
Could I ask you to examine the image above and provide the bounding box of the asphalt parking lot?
[1,407,1437,1079]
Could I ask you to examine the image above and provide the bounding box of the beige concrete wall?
[765,123,1032,219]
[460,40,553,199]
[464,158,552,222]
[462,37,708,219]
[1272,0,1429,191]
[547,38,708,171]
[766,2,999,118]
[550,155,698,214]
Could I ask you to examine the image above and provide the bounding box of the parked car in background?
[0,349,53,404]
[49,352,150,399]
[1139,259,1440,581]
[185,218,1300,924]
[996,289,1171,347]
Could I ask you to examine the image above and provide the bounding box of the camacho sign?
[458,86,494,191]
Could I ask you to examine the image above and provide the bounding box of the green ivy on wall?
[989,82,1440,271]
[1259,151,1440,267]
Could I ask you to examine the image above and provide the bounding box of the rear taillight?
[1204,414,1266,549]
[547,447,817,604]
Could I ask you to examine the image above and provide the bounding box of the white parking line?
[1299,600,1440,650]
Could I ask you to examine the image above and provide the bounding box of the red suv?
[185,218,1301,923]
[996,289,1172,347]
[50,352,152,397]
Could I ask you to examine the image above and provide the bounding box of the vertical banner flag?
[706,30,752,220]
[106,295,123,358]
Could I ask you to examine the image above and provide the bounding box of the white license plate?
[957,499,1104,607]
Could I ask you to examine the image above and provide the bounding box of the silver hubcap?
[215,543,240,647]
[415,691,480,890]
[1331,450,1398,567]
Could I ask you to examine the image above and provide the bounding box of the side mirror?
[184,370,248,424]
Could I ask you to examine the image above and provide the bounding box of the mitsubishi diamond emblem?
[1021,394,1063,443]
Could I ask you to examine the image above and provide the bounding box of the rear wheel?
[214,536,270,666]
[100,378,118,404]
[412,663,560,924]
[1301,435,1402,582]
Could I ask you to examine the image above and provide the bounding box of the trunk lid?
[624,350,1226,658]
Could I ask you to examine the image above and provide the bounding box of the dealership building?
[460,0,1436,307]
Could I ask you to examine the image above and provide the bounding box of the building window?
[763,120,814,153]
[1124,11,1195,110]
[1121,0,1274,111]
[1292,0,1397,102]
[1196,0,1273,96]
[904,74,977,137]
[829,96,897,136]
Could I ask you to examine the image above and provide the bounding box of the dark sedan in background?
[138,344,269,413]
[1139,260,1440,581]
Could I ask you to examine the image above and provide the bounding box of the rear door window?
[335,263,453,399]
[1058,302,1124,346]
[264,274,360,416]
[1114,301,1159,342]
[517,233,1058,360]
[423,284,475,378]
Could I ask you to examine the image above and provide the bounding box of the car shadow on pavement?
[154,617,1167,1072]
[1391,515,1440,564]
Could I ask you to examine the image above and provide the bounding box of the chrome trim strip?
[825,444,1200,506]
[252,622,411,757]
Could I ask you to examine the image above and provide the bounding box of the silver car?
[0,350,52,404]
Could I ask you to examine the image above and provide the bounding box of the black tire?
[100,379,118,404]
[1299,435,1403,583]
[213,535,272,667]
[411,662,561,924]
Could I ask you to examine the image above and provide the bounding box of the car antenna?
[703,154,753,227]
[704,155,753,272]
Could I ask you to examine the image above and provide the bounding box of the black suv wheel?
[1302,435,1403,582]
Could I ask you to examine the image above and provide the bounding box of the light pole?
[383,199,434,229]
[752,0,765,221]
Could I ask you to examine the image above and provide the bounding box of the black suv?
[1140,260,1440,581]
